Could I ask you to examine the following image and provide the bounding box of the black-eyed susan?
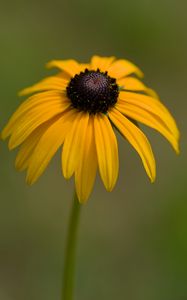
[1,56,179,203]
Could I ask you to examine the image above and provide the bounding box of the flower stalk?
[63,191,81,300]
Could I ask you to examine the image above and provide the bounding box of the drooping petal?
[46,59,81,77]
[19,76,68,96]
[62,112,89,179]
[15,120,54,171]
[2,91,69,140]
[109,109,156,182]
[94,113,119,191]
[119,91,179,140]
[7,94,71,149]
[116,102,179,153]
[91,56,115,72]
[26,109,76,185]
[108,59,143,79]
[75,115,97,203]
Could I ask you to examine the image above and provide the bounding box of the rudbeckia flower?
[1,56,179,203]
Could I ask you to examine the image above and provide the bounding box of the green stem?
[63,191,81,300]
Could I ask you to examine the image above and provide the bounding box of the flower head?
[2,56,180,202]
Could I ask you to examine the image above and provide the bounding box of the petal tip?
[62,168,73,180]
[150,176,156,183]
[171,137,180,154]
[1,124,12,140]
[148,162,156,184]
[26,175,35,186]
[138,69,144,78]
[18,89,27,97]
[175,144,180,155]
[8,143,14,151]
[1,129,7,140]
[105,184,115,193]
[77,194,88,204]
[8,139,17,150]
[46,61,53,69]
[15,161,21,171]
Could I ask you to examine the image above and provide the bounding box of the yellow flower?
[2,56,179,203]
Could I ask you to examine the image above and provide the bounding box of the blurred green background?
[0,0,186,299]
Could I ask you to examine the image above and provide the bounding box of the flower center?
[66,69,119,114]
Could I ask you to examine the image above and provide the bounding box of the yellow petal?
[56,71,71,81]
[75,116,97,203]
[116,102,179,153]
[117,77,159,99]
[2,91,69,139]
[119,91,179,139]
[94,113,119,191]
[46,59,81,77]
[146,88,159,99]
[109,109,156,182]
[108,59,143,79]
[19,76,68,96]
[80,63,90,71]
[15,121,53,171]
[62,112,89,179]
[117,77,147,91]
[8,95,70,149]
[26,109,76,185]
[91,56,115,72]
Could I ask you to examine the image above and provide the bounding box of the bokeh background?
[0,0,187,299]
